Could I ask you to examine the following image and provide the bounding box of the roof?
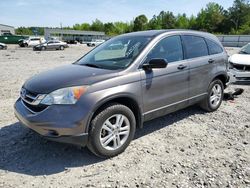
[120,29,219,42]
[0,24,15,28]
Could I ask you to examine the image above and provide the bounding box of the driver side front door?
[140,35,189,121]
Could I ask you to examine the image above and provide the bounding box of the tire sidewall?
[207,79,224,111]
[89,105,136,157]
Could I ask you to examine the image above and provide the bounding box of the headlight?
[40,86,87,105]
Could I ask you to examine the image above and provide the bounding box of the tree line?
[15,0,250,36]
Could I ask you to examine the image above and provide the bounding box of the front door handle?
[177,64,187,70]
[208,59,215,64]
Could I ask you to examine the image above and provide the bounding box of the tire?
[87,103,136,158]
[41,46,46,51]
[60,46,64,50]
[24,43,28,47]
[200,79,224,112]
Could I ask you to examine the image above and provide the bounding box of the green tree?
[133,14,148,31]
[91,19,104,31]
[175,13,189,29]
[148,15,162,30]
[228,0,250,32]
[104,22,116,35]
[158,11,176,29]
[196,2,225,32]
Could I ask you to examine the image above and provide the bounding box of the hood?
[229,54,250,65]
[24,64,119,94]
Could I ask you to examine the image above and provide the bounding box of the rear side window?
[147,35,183,63]
[205,39,223,55]
[182,35,208,59]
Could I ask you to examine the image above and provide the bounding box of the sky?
[0,0,235,28]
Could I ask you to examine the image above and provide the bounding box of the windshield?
[239,43,250,54]
[76,35,152,70]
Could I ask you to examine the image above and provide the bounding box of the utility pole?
[60,22,63,40]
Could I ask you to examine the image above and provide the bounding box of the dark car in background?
[15,30,228,158]
[33,40,69,51]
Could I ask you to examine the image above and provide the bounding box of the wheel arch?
[212,73,228,88]
[85,94,143,133]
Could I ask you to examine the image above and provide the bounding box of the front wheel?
[87,103,136,158]
[200,79,224,112]
[60,46,64,50]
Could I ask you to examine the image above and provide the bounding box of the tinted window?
[182,35,208,59]
[205,39,223,55]
[31,38,40,41]
[148,35,183,63]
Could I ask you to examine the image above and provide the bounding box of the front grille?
[20,88,48,113]
[232,63,250,71]
[22,89,38,103]
[22,100,48,113]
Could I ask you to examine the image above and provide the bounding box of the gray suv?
[14,30,228,158]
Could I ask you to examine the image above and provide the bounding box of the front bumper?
[14,98,89,146]
[228,69,250,82]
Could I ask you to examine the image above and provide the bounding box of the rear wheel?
[41,46,46,51]
[200,79,224,112]
[60,46,64,50]
[87,103,136,158]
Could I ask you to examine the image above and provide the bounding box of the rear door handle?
[177,64,187,70]
[208,59,215,64]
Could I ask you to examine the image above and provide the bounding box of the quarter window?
[205,39,223,55]
[182,35,208,59]
[147,35,183,63]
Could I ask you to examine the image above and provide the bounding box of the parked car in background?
[87,39,105,47]
[15,30,228,158]
[228,43,250,82]
[20,37,46,47]
[65,40,78,44]
[33,40,69,51]
[0,42,7,50]
[0,33,27,44]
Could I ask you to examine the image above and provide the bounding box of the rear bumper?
[14,97,89,147]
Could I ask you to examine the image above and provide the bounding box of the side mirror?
[142,58,168,70]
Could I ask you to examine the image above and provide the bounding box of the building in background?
[0,24,15,35]
[44,28,106,43]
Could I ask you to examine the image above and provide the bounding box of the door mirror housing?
[142,58,168,70]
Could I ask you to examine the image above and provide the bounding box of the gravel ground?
[0,45,249,188]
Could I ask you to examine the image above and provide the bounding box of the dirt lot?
[0,45,249,188]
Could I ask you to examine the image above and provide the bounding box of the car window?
[77,35,152,70]
[205,39,223,55]
[31,38,40,41]
[147,35,183,63]
[239,43,250,54]
[182,35,208,59]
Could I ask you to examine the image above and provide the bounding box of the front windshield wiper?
[83,63,102,68]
